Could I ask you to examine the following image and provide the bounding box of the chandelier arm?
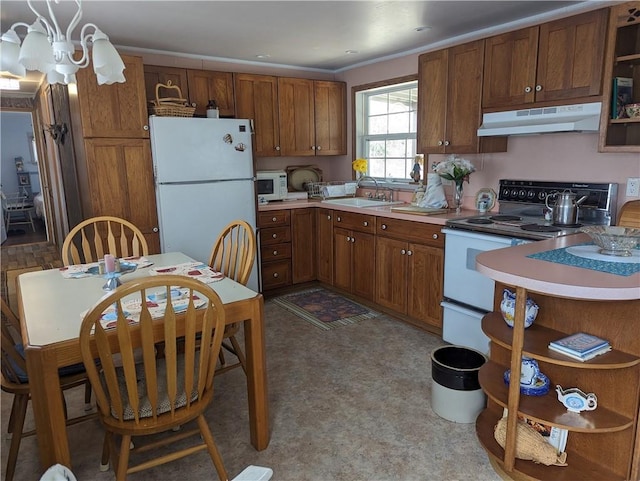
[64,0,84,43]
[26,0,55,39]
[72,22,103,68]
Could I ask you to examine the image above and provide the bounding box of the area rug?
[272,287,379,330]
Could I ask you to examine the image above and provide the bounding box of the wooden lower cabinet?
[291,208,316,283]
[316,208,333,284]
[375,218,444,331]
[258,210,291,291]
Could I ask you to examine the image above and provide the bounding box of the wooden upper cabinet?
[75,54,149,138]
[483,9,607,108]
[418,40,505,154]
[143,65,189,109]
[186,69,235,117]
[278,77,316,156]
[278,77,347,157]
[313,80,346,156]
[234,73,281,157]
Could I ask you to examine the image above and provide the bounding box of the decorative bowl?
[625,103,640,119]
[500,288,538,328]
[580,226,640,257]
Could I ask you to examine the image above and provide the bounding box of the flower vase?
[453,182,464,213]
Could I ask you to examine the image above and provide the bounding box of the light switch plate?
[626,178,640,197]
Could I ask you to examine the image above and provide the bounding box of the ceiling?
[1,1,611,97]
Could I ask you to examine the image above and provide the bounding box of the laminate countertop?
[258,198,478,226]
[476,233,640,301]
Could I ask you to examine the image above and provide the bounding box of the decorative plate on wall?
[475,188,497,211]
[286,165,323,192]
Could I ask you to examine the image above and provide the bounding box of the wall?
[1,111,40,195]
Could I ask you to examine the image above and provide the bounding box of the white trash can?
[431,345,487,423]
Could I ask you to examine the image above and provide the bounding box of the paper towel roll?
[418,173,448,209]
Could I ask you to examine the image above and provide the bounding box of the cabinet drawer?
[260,243,292,261]
[258,210,290,227]
[260,226,291,245]
[261,260,292,289]
[334,211,375,233]
[377,218,444,247]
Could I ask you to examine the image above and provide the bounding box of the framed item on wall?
[15,157,24,172]
[18,173,30,186]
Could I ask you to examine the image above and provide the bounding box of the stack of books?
[548,332,611,361]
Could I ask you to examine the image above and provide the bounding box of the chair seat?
[4,344,86,385]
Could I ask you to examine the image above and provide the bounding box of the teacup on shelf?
[500,288,538,329]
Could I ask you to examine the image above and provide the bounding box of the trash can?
[431,345,487,423]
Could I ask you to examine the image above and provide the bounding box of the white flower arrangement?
[433,155,475,185]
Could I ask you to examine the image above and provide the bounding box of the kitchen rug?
[272,287,379,330]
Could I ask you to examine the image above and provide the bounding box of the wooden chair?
[208,220,256,374]
[79,275,229,481]
[1,298,94,481]
[62,216,149,266]
[1,191,36,233]
[618,200,640,228]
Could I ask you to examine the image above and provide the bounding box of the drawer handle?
[444,140,450,146]
[401,249,406,255]
[363,221,368,227]
[437,140,443,146]
[346,236,351,242]
[524,86,532,93]
[272,233,277,239]
[432,233,438,239]
[272,250,278,256]
[273,272,279,278]
[381,224,387,230]
[327,215,331,220]
[535,85,542,92]
[272,217,277,222]
[407,250,413,256]
[337,216,341,222]
[351,237,355,243]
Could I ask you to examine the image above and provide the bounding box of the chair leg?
[5,394,29,481]
[84,382,93,411]
[100,430,111,471]
[197,415,228,481]
[116,434,132,481]
[229,335,247,374]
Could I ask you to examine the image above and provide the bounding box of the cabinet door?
[417,49,448,154]
[83,138,160,253]
[483,27,539,108]
[408,243,443,329]
[446,39,485,154]
[278,77,316,156]
[536,9,607,102]
[143,65,189,109]
[375,236,408,313]
[333,227,352,292]
[352,231,375,301]
[186,69,235,117]
[314,81,346,156]
[292,208,316,283]
[316,208,333,284]
[76,54,149,138]
[234,73,281,157]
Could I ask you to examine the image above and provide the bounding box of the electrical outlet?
[626,178,640,197]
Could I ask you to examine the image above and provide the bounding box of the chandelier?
[0,0,125,85]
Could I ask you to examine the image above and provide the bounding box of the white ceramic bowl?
[580,226,640,256]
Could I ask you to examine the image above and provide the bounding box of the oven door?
[442,228,529,311]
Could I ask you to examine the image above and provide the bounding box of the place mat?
[59,256,153,279]
[272,287,379,330]
[527,243,640,276]
[149,262,224,284]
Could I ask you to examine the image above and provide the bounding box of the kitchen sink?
[321,197,404,208]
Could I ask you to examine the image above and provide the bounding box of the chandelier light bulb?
[18,21,55,72]
[0,29,26,77]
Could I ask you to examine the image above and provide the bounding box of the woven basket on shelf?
[494,416,568,466]
[150,81,196,117]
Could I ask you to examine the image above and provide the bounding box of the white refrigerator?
[149,117,259,291]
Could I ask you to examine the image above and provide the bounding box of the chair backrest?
[1,191,28,211]
[62,216,149,265]
[1,298,28,385]
[618,200,640,228]
[79,275,226,425]
[208,220,256,286]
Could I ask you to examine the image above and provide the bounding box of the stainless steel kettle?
[545,190,588,225]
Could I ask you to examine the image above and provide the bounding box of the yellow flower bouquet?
[352,158,368,176]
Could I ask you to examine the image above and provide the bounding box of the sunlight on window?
[355,80,417,180]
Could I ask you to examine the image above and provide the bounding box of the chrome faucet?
[357,175,379,199]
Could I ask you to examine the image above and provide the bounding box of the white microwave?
[256,170,288,202]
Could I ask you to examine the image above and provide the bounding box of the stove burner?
[466,218,493,224]
[490,215,521,222]
[553,223,582,228]
[520,224,561,233]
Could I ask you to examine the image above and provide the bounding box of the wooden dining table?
[17,252,270,470]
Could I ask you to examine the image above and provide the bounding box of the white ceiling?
[1,1,614,97]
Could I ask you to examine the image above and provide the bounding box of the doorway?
[1,111,48,246]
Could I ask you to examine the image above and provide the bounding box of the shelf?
[476,409,626,481]
[610,117,640,124]
[479,361,634,433]
[615,53,640,63]
[482,313,640,369]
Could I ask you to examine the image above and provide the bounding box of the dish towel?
[418,173,448,209]
[322,184,347,198]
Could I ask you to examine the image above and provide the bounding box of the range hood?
[477,102,602,137]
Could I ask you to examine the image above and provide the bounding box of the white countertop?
[476,233,640,301]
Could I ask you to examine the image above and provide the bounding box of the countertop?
[258,198,479,226]
[476,233,640,301]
